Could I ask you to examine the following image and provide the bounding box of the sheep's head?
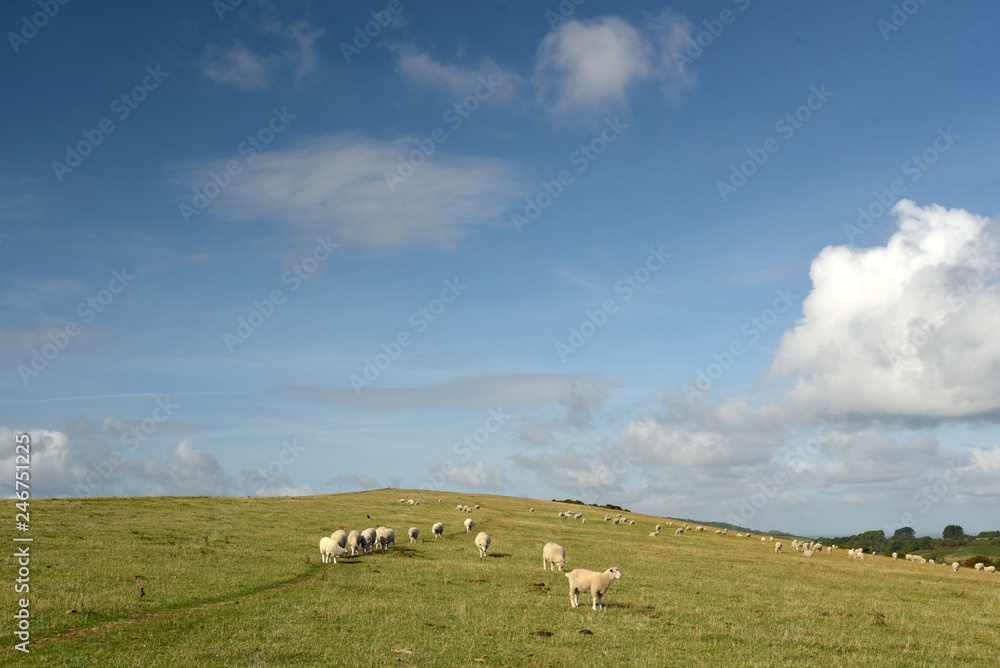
[608,567,622,580]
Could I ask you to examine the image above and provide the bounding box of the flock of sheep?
[317,499,992,610]
[315,500,625,610]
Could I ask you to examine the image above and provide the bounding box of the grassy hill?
[3,490,999,666]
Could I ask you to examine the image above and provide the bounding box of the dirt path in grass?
[14,569,325,649]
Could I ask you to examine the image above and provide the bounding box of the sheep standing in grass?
[331,530,348,549]
[566,567,622,610]
[375,527,395,550]
[605,515,612,522]
[974,562,985,571]
[543,542,567,571]
[985,566,996,573]
[432,522,444,538]
[530,508,535,513]
[648,530,659,537]
[655,524,662,532]
[475,532,491,558]
[581,518,586,524]
[803,549,814,557]
[475,504,481,510]
[347,530,362,556]
[675,527,684,535]
[952,562,960,572]
[774,542,782,553]
[361,528,376,554]
[892,552,898,559]
[761,537,767,543]
[464,518,474,533]
[319,537,347,564]
[408,527,419,543]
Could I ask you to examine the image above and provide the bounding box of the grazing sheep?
[655,524,662,531]
[331,530,348,549]
[929,559,934,564]
[629,520,636,526]
[581,518,586,524]
[347,530,362,556]
[892,552,898,560]
[721,528,727,534]
[464,518,474,533]
[361,528,377,554]
[407,499,415,505]
[566,567,622,610]
[974,562,985,571]
[319,537,347,564]
[475,532,491,558]
[474,504,481,510]
[761,537,767,543]
[456,505,464,511]
[803,549,814,557]
[675,527,684,535]
[769,536,774,542]
[774,542,782,553]
[530,508,535,513]
[648,531,659,537]
[952,562,960,572]
[398,498,406,504]
[605,515,612,522]
[716,530,722,535]
[984,566,996,573]
[375,527,395,551]
[543,542,567,571]
[827,546,832,554]
[408,527,419,543]
[431,522,444,538]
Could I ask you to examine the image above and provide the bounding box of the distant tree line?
[818,525,999,554]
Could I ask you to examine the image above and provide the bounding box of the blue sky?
[2,0,999,536]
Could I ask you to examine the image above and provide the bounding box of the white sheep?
[984,566,996,573]
[566,567,622,610]
[361,528,376,554]
[974,562,984,571]
[330,530,347,549]
[892,552,898,559]
[456,505,465,511]
[464,518,474,533]
[347,530,362,555]
[655,524,661,531]
[475,532,491,558]
[952,562,960,572]
[803,549,814,557]
[761,537,767,543]
[375,527,395,550]
[629,520,636,526]
[319,537,347,564]
[398,498,406,504]
[408,527,419,543]
[827,546,832,554]
[774,541,782,553]
[648,531,659,537]
[474,504,481,510]
[407,499,415,505]
[675,527,684,535]
[530,508,535,513]
[543,542,566,571]
[605,515,612,522]
[581,518,586,524]
[715,530,722,535]
[432,522,444,538]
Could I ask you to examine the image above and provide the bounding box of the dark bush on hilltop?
[552,499,629,512]
[978,531,999,538]
[962,555,995,569]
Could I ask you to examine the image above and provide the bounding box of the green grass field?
[3,490,999,666]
